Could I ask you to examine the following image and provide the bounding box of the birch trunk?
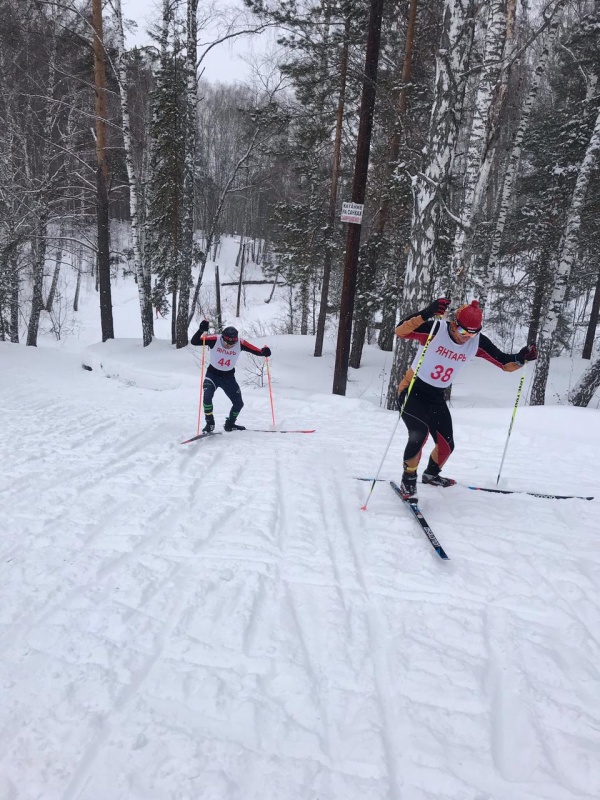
[27,8,59,347]
[386,0,475,408]
[26,7,60,346]
[113,0,152,346]
[570,357,600,407]
[468,0,517,240]
[451,0,506,298]
[477,8,566,307]
[531,102,600,405]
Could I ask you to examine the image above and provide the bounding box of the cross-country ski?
[390,481,450,559]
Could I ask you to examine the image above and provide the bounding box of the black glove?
[419,297,451,320]
[261,346,271,357]
[198,319,209,335]
[516,343,537,365]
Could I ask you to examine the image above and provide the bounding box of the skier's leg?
[221,374,245,430]
[202,376,217,432]
[423,402,455,486]
[398,390,430,497]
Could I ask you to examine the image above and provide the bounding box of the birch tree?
[386,0,476,408]
[450,0,506,300]
[111,0,153,346]
[531,100,600,405]
[476,4,566,307]
[26,3,61,346]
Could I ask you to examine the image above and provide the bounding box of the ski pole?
[196,336,206,436]
[361,316,441,511]
[496,372,525,485]
[266,357,276,427]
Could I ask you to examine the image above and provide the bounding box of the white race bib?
[209,336,242,371]
[412,323,479,388]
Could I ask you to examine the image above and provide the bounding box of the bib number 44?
[430,365,453,383]
[218,358,231,368]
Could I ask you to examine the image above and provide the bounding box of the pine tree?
[145,5,187,344]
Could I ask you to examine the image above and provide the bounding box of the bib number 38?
[430,365,453,383]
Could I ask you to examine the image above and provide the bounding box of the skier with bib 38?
[395,298,537,499]
[190,320,271,433]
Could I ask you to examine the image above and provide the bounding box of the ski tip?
[180,432,222,444]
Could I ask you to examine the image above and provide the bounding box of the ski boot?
[224,417,246,432]
[399,471,418,500]
[422,473,456,488]
[202,415,215,434]
[422,456,456,488]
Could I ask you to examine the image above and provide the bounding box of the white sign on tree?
[340,201,364,224]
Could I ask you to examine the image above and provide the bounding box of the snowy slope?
[1,240,600,800]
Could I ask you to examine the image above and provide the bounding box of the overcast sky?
[121,0,275,85]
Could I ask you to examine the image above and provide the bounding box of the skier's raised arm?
[395,298,451,344]
[190,319,216,347]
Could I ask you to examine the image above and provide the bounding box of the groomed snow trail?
[1,345,599,800]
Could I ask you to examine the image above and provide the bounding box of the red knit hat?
[455,300,483,332]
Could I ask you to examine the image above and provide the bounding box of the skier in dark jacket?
[395,297,537,498]
[190,320,271,432]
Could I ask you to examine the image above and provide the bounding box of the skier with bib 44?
[191,321,271,433]
[395,298,537,499]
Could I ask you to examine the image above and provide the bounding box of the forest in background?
[1,0,599,406]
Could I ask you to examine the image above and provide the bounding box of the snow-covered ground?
[1,238,600,800]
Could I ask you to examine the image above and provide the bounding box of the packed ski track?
[1,342,600,800]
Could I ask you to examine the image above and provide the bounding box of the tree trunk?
[350,0,419,369]
[113,0,152,345]
[451,0,506,298]
[215,264,222,328]
[26,7,59,346]
[92,0,114,342]
[176,0,199,348]
[378,267,402,351]
[531,100,600,405]
[300,281,309,335]
[333,0,386,395]
[527,252,551,344]
[73,245,83,313]
[45,237,64,313]
[569,356,600,407]
[236,244,245,317]
[582,264,600,360]
[478,9,565,307]
[10,244,19,342]
[386,0,476,408]
[314,14,350,358]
